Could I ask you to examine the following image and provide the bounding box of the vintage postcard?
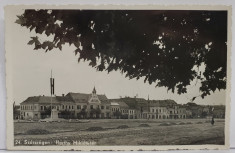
[5,5,231,151]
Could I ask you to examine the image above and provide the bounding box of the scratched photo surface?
[5,5,231,150]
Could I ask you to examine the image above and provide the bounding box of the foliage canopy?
[16,10,227,99]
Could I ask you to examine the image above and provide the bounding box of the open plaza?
[14,118,225,146]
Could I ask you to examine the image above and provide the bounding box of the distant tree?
[13,102,19,119]
[95,108,101,118]
[16,10,227,98]
[113,110,122,119]
[60,110,71,119]
[41,106,51,119]
[201,111,208,118]
[79,108,87,119]
[121,114,128,119]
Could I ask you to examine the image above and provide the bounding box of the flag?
[50,78,54,95]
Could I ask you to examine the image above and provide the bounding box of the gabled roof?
[21,96,59,104]
[56,95,74,102]
[117,101,129,109]
[101,100,111,105]
[120,97,148,109]
[98,95,108,101]
[66,92,108,103]
[149,99,177,107]
[67,93,90,101]
[109,99,129,109]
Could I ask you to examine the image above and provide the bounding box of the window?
[69,106,71,109]
[41,106,43,110]
[62,105,64,109]
[152,109,154,113]
[83,105,87,109]
[77,105,81,109]
[101,106,104,109]
[90,105,93,109]
[72,106,74,109]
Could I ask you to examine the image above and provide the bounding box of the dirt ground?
[14,119,225,146]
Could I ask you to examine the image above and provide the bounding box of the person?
[211,117,215,125]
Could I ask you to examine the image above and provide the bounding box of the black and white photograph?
[5,5,231,151]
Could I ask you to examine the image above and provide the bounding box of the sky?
[7,8,226,105]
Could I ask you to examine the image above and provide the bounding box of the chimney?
[62,94,64,97]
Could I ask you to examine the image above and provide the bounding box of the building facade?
[19,88,224,120]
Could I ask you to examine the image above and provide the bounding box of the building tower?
[92,86,96,95]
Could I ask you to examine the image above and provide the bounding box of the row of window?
[151,108,167,113]
[21,105,186,113]
[122,109,128,113]
[111,109,134,114]
[21,104,111,111]
[111,107,120,112]
[21,105,36,110]
[151,108,186,114]
[148,114,186,119]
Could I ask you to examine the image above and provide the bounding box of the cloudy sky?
[7,8,226,105]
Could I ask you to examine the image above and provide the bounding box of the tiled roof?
[120,97,148,109]
[98,95,108,101]
[149,100,177,107]
[117,101,129,109]
[21,93,109,105]
[67,92,108,103]
[21,96,59,104]
[101,100,111,105]
[56,95,74,102]
[109,99,129,109]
